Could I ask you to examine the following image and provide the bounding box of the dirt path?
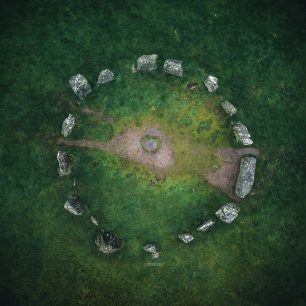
[204,147,260,201]
[57,127,175,178]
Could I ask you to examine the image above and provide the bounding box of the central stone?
[140,135,161,153]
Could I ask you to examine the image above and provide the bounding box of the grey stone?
[64,194,85,215]
[197,219,215,232]
[90,216,99,226]
[163,59,183,77]
[233,122,253,146]
[69,74,92,100]
[215,203,240,223]
[152,252,160,259]
[95,231,121,254]
[57,151,71,176]
[137,54,158,71]
[235,156,256,198]
[97,69,114,85]
[178,233,194,244]
[144,244,157,253]
[61,114,75,137]
[222,101,237,116]
[204,75,218,92]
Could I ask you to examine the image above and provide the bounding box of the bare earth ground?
[204,147,260,201]
[57,127,175,179]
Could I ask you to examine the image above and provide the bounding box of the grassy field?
[0,0,306,305]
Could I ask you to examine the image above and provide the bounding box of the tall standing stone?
[69,74,92,100]
[235,156,256,198]
[57,151,71,176]
[61,114,76,137]
[204,75,218,92]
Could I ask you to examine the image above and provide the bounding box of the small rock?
[197,219,215,232]
[90,216,99,226]
[64,194,85,215]
[57,151,71,176]
[137,54,158,71]
[221,101,237,116]
[95,231,121,254]
[215,203,240,223]
[178,233,194,244]
[131,63,137,73]
[69,74,92,100]
[152,252,160,259]
[204,75,218,93]
[235,156,256,198]
[163,59,183,77]
[97,69,114,85]
[144,244,157,253]
[233,122,253,146]
[61,114,76,137]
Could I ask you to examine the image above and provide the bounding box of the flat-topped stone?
[57,151,71,176]
[64,194,85,215]
[137,54,158,71]
[61,114,75,137]
[222,101,237,116]
[163,59,183,77]
[233,122,253,146]
[204,75,218,92]
[97,69,114,85]
[69,74,92,100]
[235,156,256,198]
[197,219,215,232]
[215,203,240,223]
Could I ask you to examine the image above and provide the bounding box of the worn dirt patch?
[204,147,260,201]
[57,126,175,179]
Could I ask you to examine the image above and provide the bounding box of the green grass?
[0,0,306,305]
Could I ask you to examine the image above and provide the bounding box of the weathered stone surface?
[178,233,194,244]
[95,231,121,254]
[61,114,75,137]
[215,203,240,223]
[137,54,158,71]
[97,69,114,85]
[235,156,256,198]
[197,219,215,232]
[233,122,253,146]
[222,101,237,116]
[64,194,85,215]
[163,59,183,77]
[69,74,92,100]
[152,252,160,259]
[57,151,71,176]
[204,75,218,92]
[90,216,99,226]
[144,244,157,253]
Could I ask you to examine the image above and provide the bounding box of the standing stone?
[163,59,183,77]
[235,156,256,198]
[233,122,253,146]
[64,194,85,215]
[97,69,114,85]
[178,233,194,244]
[197,219,215,232]
[95,231,121,254]
[61,114,76,137]
[57,151,71,176]
[215,203,240,223]
[221,101,237,116]
[137,54,158,71]
[69,74,92,100]
[204,75,218,92]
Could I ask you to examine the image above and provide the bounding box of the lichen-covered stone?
[235,156,256,198]
[57,151,71,176]
[69,74,92,100]
[197,219,215,232]
[137,54,158,71]
[163,59,183,77]
[178,233,194,244]
[215,203,240,223]
[61,114,75,137]
[204,75,218,92]
[222,101,237,116]
[64,194,85,215]
[95,231,121,254]
[97,69,114,85]
[233,122,253,146]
